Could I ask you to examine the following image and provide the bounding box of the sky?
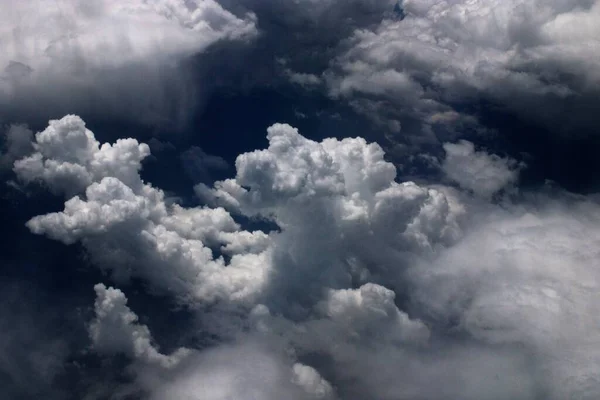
[1,0,600,399]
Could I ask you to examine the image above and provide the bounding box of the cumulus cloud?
[198,122,462,314]
[90,283,189,368]
[17,114,600,399]
[142,344,334,400]
[443,140,522,198]
[13,115,149,195]
[0,0,256,126]
[17,116,461,312]
[16,115,272,304]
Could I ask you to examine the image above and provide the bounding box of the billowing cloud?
[15,114,600,399]
[323,0,600,145]
[90,283,190,368]
[15,115,272,304]
[197,122,462,312]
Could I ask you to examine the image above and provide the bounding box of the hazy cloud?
[0,0,257,126]
[443,140,522,198]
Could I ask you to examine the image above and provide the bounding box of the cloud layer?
[322,0,600,147]
[0,0,256,126]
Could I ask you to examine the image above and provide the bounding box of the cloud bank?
[0,0,256,126]
[321,0,600,147]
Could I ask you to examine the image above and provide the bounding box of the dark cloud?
[0,282,70,399]
[180,146,229,184]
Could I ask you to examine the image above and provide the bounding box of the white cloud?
[292,363,334,399]
[198,122,462,312]
[142,341,334,400]
[325,0,600,136]
[16,115,272,304]
[1,0,255,73]
[286,70,323,87]
[318,283,429,345]
[14,115,149,195]
[18,116,461,311]
[90,283,189,368]
[442,140,522,198]
[19,114,600,399]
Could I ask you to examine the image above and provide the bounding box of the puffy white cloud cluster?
[318,283,429,345]
[443,140,522,198]
[15,115,272,304]
[16,116,462,309]
[0,0,257,125]
[16,114,600,399]
[325,0,600,136]
[90,283,189,368]
[292,363,334,399]
[14,115,149,195]
[198,123,462,311]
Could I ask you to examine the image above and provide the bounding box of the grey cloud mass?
[0,0,256,127]
[321,0,600,149]
[3,0,600,399]
[442,140,522,198]
[9,114,600,399]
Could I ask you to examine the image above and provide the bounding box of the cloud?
[15,115,272,304]
[0,0,257,126]
[13,115,150,196]
[90,283,334,400]
[18,116,461,314]
[407,195,600,398]
[442,140,522,198]
[141,341,334,400]
[292,363,334,399]
[90,283,190,368]
[16,114,600,399]
[197,122,462,314]
[323,0,600,144]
